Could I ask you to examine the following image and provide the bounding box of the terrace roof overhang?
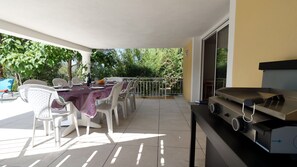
[0,0,229,51]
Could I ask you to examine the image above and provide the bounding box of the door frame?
[200,21,229,100]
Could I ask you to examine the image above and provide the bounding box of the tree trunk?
[14,73,22,85]
[0,65,3,78]
[68,59,72,81]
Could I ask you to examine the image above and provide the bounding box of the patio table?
[57,85,112,117]
[54,85,113,136]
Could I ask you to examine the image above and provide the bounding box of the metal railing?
[123,77,183,97]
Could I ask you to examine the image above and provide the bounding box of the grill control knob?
[208,103,220,114]
[232,117,245,132]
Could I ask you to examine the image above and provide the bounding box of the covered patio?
[2,0,296,166]
[0,1,226,165]
[0,1,227,166]
[0,96,206,167]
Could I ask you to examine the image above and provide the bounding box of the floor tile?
[159,117,190,131]
[159,130,192,148]
[158,147,205,167]
[104,145,158,167]
[127,115,159,130]
[118,129,159,146]
[49,144,115,167]
[1,150,66,167]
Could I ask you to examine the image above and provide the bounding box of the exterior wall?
[183,41,193,101]
[232,0,297,87]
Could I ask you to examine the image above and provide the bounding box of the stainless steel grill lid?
[216,87,297,120]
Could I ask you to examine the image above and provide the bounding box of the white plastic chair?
[52,78,70,87]
[18,84,80,147]
[118,81,133,118]
[159,80,172,98]
[87,82,123,134]
[129,79,139,111]
[71,77,84,85]
[23,79,47,85]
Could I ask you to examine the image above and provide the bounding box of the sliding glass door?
[216,25,228,90]
[201,24,229,101]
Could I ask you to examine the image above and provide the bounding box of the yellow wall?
[232,0,297,87]
[183,41,192,101]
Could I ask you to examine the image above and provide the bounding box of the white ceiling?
[0,0,229,49]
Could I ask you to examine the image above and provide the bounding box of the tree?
[140,48,163,75]
[91,49,119,80]
[0,64,3,78]
[0,33,184,86]
[115,49,158,77]
[0,34,43,84]
[216,48,227,78]
[0,34,79,84]
[159,48,183,87]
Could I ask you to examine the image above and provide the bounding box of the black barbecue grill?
[208,59,297,154]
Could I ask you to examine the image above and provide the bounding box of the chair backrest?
[0,78,14,92]
[130,79,139,92]
[123,81,133,99]
[18,84,60,120]
[110,82,123,109]
[72,77,84,85]
[18,84,30,103]
[23,79,47,85]
[52,78,69,87]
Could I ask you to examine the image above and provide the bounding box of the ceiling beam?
[0,19,92,52]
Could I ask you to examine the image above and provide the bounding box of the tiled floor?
[0,96,206,167]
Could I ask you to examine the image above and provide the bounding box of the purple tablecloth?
[56,85,112,118]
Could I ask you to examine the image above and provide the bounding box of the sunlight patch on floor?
[111,146,122,164]
[0,129,32,140]
[160,139,165,166]
[82,150,98,167]
[56,155,71,167]
[28,159,40,167]
[136,143,144,165]
[117,133,165,143]
[0,98,32,121]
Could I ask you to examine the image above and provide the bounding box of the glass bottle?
[87,73,91,87]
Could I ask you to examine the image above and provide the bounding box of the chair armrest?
[55,96,69,106]
[119,92,126,97]
[96,97,110,105]
[53,97,74,113]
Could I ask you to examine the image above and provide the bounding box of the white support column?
[192,36,202,101]
[80,51,92,74]
[226,0,236,87]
